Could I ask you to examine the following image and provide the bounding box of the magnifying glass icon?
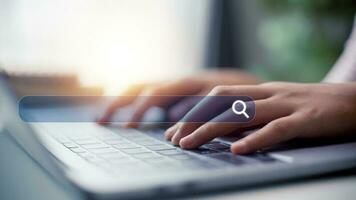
[232,100,249,119]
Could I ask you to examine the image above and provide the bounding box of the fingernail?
[96,118,109,126]
[125,122,137,128]
[124,122,131,128]
[231,141,248,154]
[171,132,181,146]
[179,137,192,149]
[164,131,170,140]
[164,129,174,140]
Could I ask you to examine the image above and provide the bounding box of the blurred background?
[0,0,355,95]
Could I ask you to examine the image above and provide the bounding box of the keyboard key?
[75,139,101,145]
[88,148,119,154]
[69,136,92,141]
[203,142,230,151]
[63,142,78,148]
[126,134,150,140]
[99,152,127,159]
[113,143,140,149]
[103,139,129,145]
[69,147,87,153]
[158,149,184,156]
[81,143,110,149]
[121,148,151,154]
[146,144,175,151]
[206,141,220,144]
[132,153,163,160]
[96,135,122,141]
[135,139,162,146]
[190,147,219,155]
[118,131,145,138]
[171,154,194,160]
[56,137,71,143]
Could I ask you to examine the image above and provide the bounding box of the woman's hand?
[165,82,356,154]
[99,70,260,126]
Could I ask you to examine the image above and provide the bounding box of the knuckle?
[178,123,196,136]
[201,123,221,138]
[179,123,191,133]
[202,123,214,133]
[278,89,304,101]
[301,106,319,119]
[276,91,295,99]
[269,120,289,133]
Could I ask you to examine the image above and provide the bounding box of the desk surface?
[1,132,355,200]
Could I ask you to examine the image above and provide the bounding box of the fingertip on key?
[179,137,193,149]
[124,122,139,128]
[231,141,249,154]
[171,134,181,146]
[96,117,110,126]
[164,130,174,141]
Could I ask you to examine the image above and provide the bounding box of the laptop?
[1,74,356,200]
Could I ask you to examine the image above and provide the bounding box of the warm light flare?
[0,0,211,95]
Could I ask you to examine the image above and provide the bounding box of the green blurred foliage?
[255,0,356,82]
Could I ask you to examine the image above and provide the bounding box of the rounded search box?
[19,95,255,123]
[232,100,249,119]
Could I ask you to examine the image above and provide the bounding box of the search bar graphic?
[232,100,249,119]
[19,96,255,123]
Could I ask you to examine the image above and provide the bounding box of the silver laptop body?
[2,75,356,200]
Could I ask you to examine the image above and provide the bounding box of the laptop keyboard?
[47,125,276,174]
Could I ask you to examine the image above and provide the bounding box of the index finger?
[98,83,150,123]
[178,98,292,149]
[125,79,205,127]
